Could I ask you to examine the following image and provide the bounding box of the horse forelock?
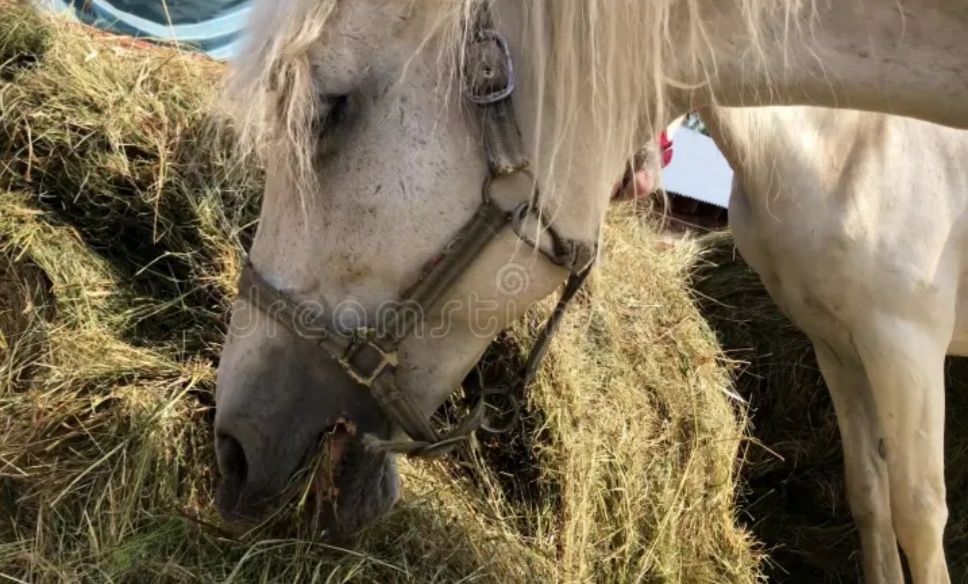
[222,0,340,202]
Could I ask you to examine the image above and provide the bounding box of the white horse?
[700,106,966,583]
[214,0,968,559]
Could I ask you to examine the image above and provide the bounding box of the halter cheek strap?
[238,10,597,458]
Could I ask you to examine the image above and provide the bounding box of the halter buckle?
[463,29,516,105]
[343,333,398,386]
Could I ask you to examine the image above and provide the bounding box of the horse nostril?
[216,432,248,487]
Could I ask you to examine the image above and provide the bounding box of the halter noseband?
[238,9,597,458]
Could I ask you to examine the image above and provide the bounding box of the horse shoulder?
[715,107,966,347]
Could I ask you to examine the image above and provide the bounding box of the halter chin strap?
[238,8,597,458]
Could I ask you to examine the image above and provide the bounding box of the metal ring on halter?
[508,200,573,269]
[509,201,595,271]
[476,387,520,434]
[481,167,536,207]
[509,201,541,248]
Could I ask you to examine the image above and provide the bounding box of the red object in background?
[610,130,675,200]
[659,130,674,167]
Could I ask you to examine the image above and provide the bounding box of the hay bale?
[0,4,762,582]
[0,0,48,80]
[693,232,968,582]
[0,252,50,386]
[516,211,763,582]
[0,0,259,355]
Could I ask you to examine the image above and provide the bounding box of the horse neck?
[678,0,968,129]
[700,106,896,209]
[492,0,618,251]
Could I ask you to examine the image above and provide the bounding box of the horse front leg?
[853,315,951,584]
[813,341,904,583]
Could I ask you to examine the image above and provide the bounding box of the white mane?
[223,0,798,212]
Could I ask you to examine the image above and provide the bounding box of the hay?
[518,215,762,582]
[0,4,765,582]
[693,233,968,582]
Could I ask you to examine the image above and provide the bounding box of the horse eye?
[317,94,351,136]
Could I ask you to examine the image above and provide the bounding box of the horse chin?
[214,480,275,530]
[323,445,400,538]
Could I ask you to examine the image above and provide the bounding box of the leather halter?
[238,9,597,457]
